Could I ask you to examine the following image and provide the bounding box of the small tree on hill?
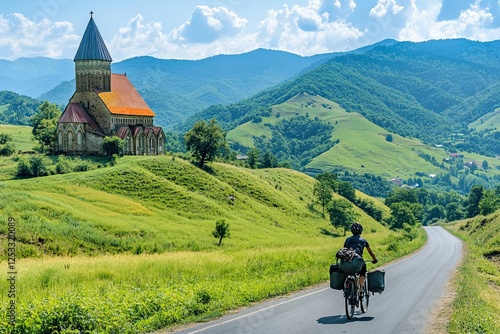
[327,199,358,235]
[184,119,227,169]
[0,133,15,156]
[31,102,61,153]
[212,219,230,246]
[313,179,332,215]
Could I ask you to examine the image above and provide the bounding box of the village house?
[56,13,164,156]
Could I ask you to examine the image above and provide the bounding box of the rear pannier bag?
[367,269,385,293]
[336,248,364,274]
[329,264,345,290]
[338,256,364,274]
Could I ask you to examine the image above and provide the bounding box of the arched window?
[77,132,83,147]
[158,135,163,153]
[68,131,73,150]
[58,132,63,148]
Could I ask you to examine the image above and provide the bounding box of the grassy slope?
[468,108,500,132]
[0,124,35,180]
[0,124,33,151]
[444,211,500,333]
[228,94,500,180]
[0,155,390,257]
[0,155,428,333]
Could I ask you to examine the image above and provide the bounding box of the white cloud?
[109,14,168,60]
[0,13,79,59]
[170,6,248,43]
[108,9,256,61]
[256,2,363,55]
[370,0,405,18]
[399,0,500,41]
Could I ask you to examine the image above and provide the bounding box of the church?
[56,13,164,156]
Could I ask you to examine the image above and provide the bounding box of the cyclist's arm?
[366,246,378,263]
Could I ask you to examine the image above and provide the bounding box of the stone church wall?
[71,92,112,134]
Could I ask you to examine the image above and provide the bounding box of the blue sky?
[1,0,499,61]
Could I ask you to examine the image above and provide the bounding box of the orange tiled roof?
[98,74,155,117]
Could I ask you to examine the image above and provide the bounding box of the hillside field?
[227,94,500,181]
[0,155,425,333]
[469,108,500,132]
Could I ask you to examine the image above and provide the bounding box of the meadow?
[0,151,426,333]
[444,211,500,333]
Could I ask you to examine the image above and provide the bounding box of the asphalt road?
[167,226,463,334]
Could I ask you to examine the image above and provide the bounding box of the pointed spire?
[74,13,112,62]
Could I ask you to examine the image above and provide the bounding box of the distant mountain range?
[186,39,500,157]
[34,49,340,126]
[1,38,499,194]
[1,40,398,128]
[0,57,74,97]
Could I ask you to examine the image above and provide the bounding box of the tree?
[102,136,125,156]
[313,179,332,215]
[316,172,338,190]
[337,181,356,202]
[465,185,484,218]
[16,155,52,178]
[478,189,500,216]
[385,188,418,207]
[445,202,464,222]
[327,199,358,235]
[31,102,61,153]
[425,204,445,222]
[0,133,15,156]
[385,134,393,142]
[247,147,260,169]
[184,119,227,169]
[261,150,278,168]
[388,202,421,229]
[212,219,230,246]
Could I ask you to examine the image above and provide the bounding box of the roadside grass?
[0,154,426,333]
[0,228,425,333]
[444,211,500,333]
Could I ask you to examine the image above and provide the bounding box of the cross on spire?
[90,11,94,17]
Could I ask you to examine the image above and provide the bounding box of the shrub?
[16,155,53,178]
[0,143,15,156]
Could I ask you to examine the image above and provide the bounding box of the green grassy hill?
[469,108,500,132]
[0,155,389,258]
[227,94,500,182]
[0,155,428,333]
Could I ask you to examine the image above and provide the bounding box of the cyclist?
[344,222,378,294]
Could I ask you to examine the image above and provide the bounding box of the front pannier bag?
[329,264,345,290]
[367,269,385,293]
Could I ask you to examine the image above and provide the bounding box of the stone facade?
[56,15,164,156]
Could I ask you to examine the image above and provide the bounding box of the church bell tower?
[74,12,112,92]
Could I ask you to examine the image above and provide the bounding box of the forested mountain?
[0,91,46,125]
[38,49,338,126]
[184,39,500,157]
[0,57,73,97]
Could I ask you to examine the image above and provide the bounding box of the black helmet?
[350,222,363,235]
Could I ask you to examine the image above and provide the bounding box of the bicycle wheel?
[360,278,370,313]
[344,277,356,319]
